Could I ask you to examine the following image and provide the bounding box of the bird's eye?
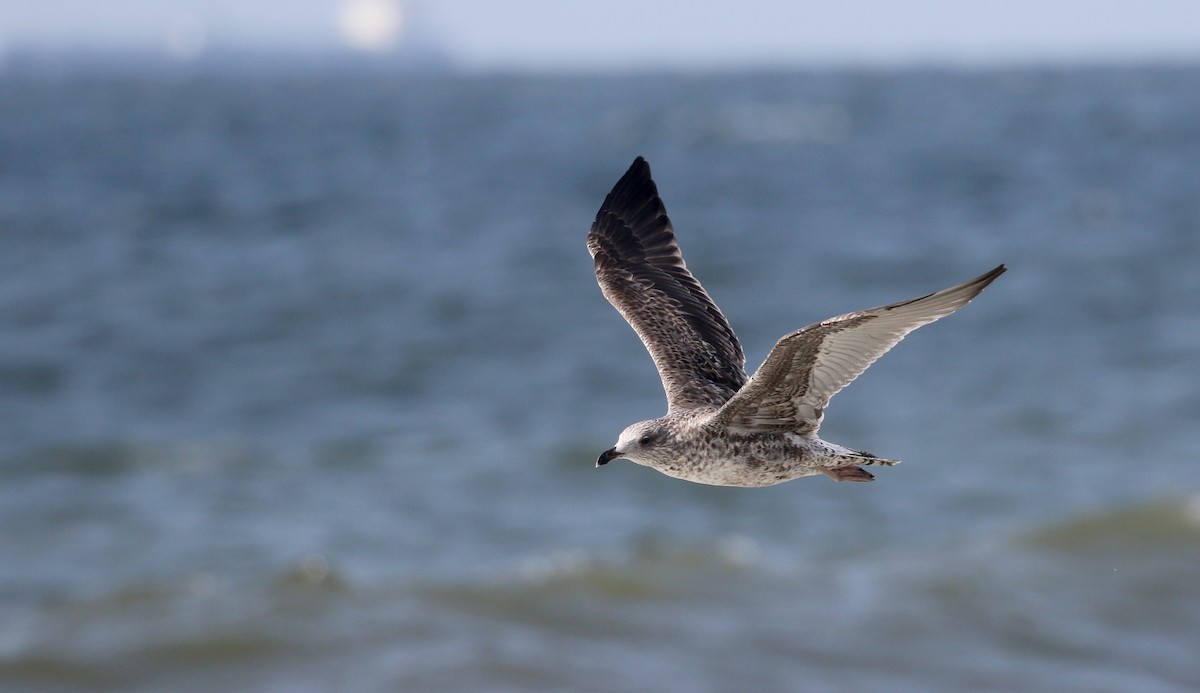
[639,435,652,446]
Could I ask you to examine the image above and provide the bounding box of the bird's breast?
[653,431,821,487]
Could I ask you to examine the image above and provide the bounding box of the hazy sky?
[3,0,1199,68]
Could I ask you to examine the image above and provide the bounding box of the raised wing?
[716,265,1006,435]
[588,157,747,412]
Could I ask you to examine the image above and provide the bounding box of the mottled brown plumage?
[587,157,747,412]
[589,157,1005,486]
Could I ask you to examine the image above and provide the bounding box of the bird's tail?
[821,448,900,482]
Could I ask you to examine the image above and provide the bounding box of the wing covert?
[716,265,1006,434]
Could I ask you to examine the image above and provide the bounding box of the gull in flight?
[589,157,1005,486]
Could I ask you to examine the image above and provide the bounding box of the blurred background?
[3,1,1200,691]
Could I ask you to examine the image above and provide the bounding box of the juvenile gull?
[589,157,1005,487]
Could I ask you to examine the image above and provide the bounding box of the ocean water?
[2,62,1199,692]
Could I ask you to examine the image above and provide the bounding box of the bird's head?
[596,419,671,468]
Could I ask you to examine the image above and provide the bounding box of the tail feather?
[822,450,900,482]
[833,447,901,466]
[858,453,900,467]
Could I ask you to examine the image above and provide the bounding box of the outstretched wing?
[716,265,1006,435]
[588,157,747,413]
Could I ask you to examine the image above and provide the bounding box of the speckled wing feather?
[588,157,748,412]
[717,265,1006,435]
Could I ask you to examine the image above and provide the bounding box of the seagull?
[588,157,1005,487]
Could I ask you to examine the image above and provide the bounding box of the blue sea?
[2,61,1200,692]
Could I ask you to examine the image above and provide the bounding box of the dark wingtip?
[977,263,1007,289]
[618,156,652,189]
[593,157,667,238]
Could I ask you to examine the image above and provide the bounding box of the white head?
[596,419,672,468]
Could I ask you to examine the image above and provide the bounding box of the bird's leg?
[823,466,875,482]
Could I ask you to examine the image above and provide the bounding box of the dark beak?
[596,447,620,467]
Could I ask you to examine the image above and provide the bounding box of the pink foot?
[823,466,875,482]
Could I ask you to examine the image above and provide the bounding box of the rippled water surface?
[2,63,1199,692]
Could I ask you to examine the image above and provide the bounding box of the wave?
[1019,494,1200,551]
[0,554,355,689]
